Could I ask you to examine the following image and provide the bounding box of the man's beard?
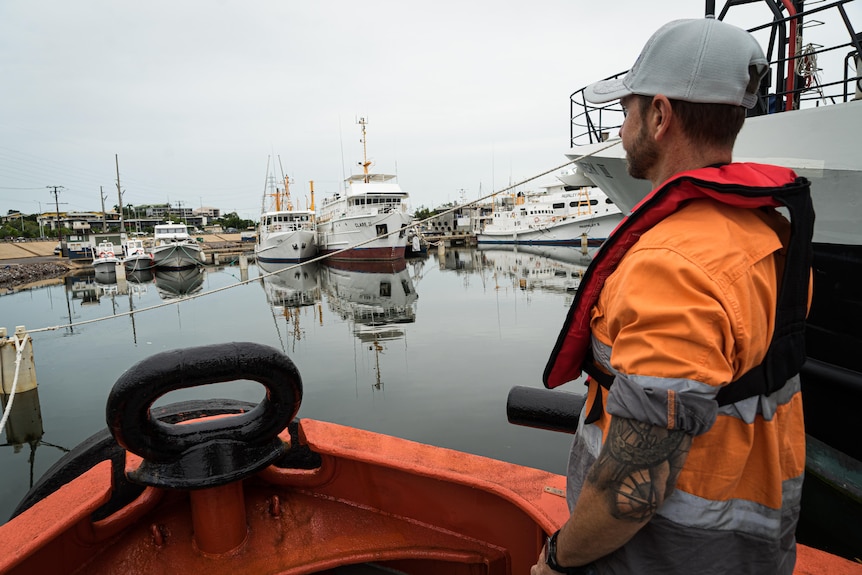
[625,120,660,181]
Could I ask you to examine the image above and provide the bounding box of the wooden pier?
[200,241,254,265]
[422,232,476,248]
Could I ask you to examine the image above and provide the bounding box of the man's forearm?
[554,481,649,565]
[554,416,692,566]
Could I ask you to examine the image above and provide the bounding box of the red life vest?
[543,163,813,407]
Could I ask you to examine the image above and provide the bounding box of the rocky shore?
[0,261,71,291]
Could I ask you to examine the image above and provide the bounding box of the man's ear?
[651,95,674,141]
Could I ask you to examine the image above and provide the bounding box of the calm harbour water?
[0,246,593,523]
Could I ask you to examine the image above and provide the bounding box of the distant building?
[144,204,195,221]
[37,211,118,233]
[24,202,223,237]
[194,206,221,218]
[423,206,473,238]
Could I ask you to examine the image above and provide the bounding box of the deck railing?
[569,0,861,148]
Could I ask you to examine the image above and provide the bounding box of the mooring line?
[0,334,29,436]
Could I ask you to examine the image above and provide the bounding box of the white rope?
[0,334,29,437]
[795,42,824,101]
[19,140,622,336]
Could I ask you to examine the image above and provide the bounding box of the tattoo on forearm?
[587,417,691,522]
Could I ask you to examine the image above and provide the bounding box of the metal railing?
[569,0,861,148]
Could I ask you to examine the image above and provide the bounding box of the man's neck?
[650,147,733,188]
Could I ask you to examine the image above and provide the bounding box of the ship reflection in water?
[259,261,321,310]
[64,272,151,324]
[126,269,154,284]
[154,268,204,300]
[259,261,323,353]
[260,258,419,390]
[321,259,418,391]
[476,245,590,303]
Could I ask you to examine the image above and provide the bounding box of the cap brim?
[584,77,632,104]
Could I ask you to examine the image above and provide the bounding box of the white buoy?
[0,326,38,394]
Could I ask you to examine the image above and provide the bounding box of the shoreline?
[1,260,72,292]
[0,235,248,292]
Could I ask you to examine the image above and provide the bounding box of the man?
[534,17,813,575]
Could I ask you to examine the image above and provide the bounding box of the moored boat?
[316,118,412,261]
[0,342,857,575]
[122,238,154,272]
[476,179,622,248]
[92,241,121,276]
[564,0,862,560]
[255,173,317,264]
[151,223,204,270]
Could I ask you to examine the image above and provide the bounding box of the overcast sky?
[2,0,846,221]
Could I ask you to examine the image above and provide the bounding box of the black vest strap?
[715,183,814,405]
[582,350,614,424]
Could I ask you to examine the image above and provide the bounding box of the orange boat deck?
[0,419,859,574]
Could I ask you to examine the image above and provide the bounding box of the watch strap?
[545,529,597,575]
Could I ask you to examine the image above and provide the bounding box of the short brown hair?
[635,96,746,148]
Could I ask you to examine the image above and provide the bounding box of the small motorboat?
[123,239,155,272]
[0,343,857,575]
[92,241,121,277]
[151,223,204,270]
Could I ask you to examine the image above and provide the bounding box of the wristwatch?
[545,529,597,575]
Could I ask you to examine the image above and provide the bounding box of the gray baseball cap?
[584,18,769,109]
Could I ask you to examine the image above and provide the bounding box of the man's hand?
[530,544,553,575]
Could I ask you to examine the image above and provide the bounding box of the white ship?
[316,118,412,261]
[255,171,317,264]
[476,179,622,248]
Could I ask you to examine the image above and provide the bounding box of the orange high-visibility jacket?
[545,164,813,573]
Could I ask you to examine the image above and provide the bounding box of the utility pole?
[115,154,125,237]
[100,186,108,231]
[35,201,44,238]
[47,185,64,245]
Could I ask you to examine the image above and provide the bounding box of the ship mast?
[358,117,371,183]
[283,176,293,211]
